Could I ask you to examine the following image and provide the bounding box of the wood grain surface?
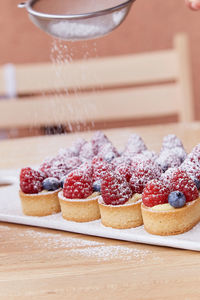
[1,123,200,299]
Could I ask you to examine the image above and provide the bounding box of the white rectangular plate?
[1,169,200,252]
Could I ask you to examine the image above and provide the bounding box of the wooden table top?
[1,122,200,299]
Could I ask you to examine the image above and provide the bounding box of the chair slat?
[0,68,5,95]
[0,84,178,129]
[174,34,194,122]
[0,33,194,135]
[15,50,178,94]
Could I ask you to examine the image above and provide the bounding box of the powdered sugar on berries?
[40,156,81,179]
[63,166,93,199]
[92,157,114,182]
[130,158,162,194]
[101,171,132,205]
[91,131,110,155]
[180,160,200,181]
[115,163,132,182]
[156,150,182,172]
[79,142,95,161]
[170,169,199,202]
[142,179,170,207]
[69,138,87,156]
[161,134,184,150]
[123,134,147,157]
[20,167,44,194]
[98,142,119,163]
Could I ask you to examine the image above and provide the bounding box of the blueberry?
[42,177,61,191]
[162,164,169,173]
[93,180,101,192]
[194,179,200,190]
[168,191,186,208]
[104,152,116,163]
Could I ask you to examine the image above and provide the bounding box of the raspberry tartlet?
[19,167,61,216]
[58,164,101,222]
[98,171,143,229]
[141,171,200,235]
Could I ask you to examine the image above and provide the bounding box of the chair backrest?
[0,33,194,134]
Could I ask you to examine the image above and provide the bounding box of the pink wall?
[1,0,200,117]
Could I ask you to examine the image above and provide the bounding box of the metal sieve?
[18,0,136,41]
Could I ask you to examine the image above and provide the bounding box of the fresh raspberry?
[161,134,183,150]
[20,167,44,194]
[129,172,147,194]
[142,180,170,207]
[40,159,53,178]
[57,148,75,159]
[91,131,109,155]
[170,169,199,202]
[98,142,119,162]
[78,161,93,176]
[79,142,95,161]
[181,161,200,181]
[92,156,103,165]
[64,157,82,170]
[132,158,162,177]
[130,159,162,193]
[40,156,64,179]
[191,144,200,155]
[160,167,177,189]
[115,163,132,182]
[92,157,114,182]
[171,147,187,163]
[69,138,87,156]
[52,156,82,180]
[141,150,158,162]
[111,156,132,168]
[156,150,182,172]
[184,154,199,167]
[127,134,147,149]
[185,145,200,166]
[131,156,148,169]
[63,167,93,199]
[173,148,186,159]
[101,172,132,205]
[123,134,147,157]
[40,156,81,180]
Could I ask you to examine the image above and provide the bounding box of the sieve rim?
[25,0,136,20]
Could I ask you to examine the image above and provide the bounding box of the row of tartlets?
[19,131,200,236]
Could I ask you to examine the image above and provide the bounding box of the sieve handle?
[18,2,27,8]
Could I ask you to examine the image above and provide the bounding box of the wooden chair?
[0,33,195,138]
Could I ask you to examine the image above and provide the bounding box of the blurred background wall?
[1,0,200,118]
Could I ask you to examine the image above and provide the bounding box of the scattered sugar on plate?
[18,229,104,249]
[68,245,152,262]
[0,225,11,231]
[4,226,155,263]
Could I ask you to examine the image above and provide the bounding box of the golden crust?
[58,191,101,222]
[141,197,200,236]
[99,197,143,229]
[19,189,61,216]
